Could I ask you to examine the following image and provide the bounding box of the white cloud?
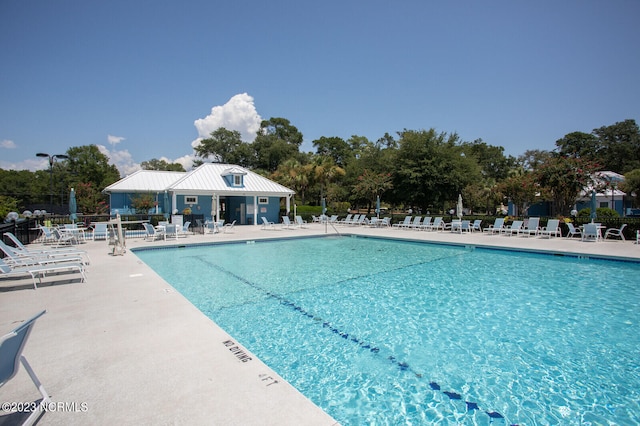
[192,93,262,149]
[97,144,141,177]
[107,134,126,146]
[1,139,17,149]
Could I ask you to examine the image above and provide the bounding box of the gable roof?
[103,170,187,193]
[169,163,294,196]
[103,164,294,196]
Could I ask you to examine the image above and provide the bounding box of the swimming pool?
[134,236,640,425]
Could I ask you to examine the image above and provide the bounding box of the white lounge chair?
[520,217,540,237]
[143,223,164,241]
[471,219,483,232]
[281,216,294,229]
[604,224,627,241]
[425,217,444,231]
[0,240,85,268]
[502,220,523,236]
[222,220,236,233]
[393,216,412,229]
[582,223,599,242]
[539,219,561,238]
[408,216,422,229]
[337,214,353,225]
[566,222,582,238]
[295,216,307,228]
[483,218,505,235]
[92,223,109,241]
[418,217,432,230]
[177,221,191,237]
[3,232,90,265]
[0,310,52,424]
[261,217,276,230]
[0,258,86,289]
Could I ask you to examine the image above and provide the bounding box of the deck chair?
[0,310,51,425]
[0,240,84,268]
[261,217,276,230]
[338,214,353,225]
[3,232,90,265]
[281,216,294,229]
[582,223,599,242]
[393,216,412,228]
[418,216,432,230]
[222,220,236,233]
[501,220,523,236]
[425,217,444,231]
[142,223,164,241]
[483,218,505,234]
[566,222,582,239]
[471,219,483,232]
[520,217,540,237]
[408,216,422,229]
[177,221,191,237]
[539,219,561,238]
[604,224,627,241]
[92,223,108,241]
[0,258,86,289]
[295,216,307,228]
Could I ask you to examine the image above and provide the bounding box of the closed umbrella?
[163,191,170,220]
[456,194,464,219]
[69,188,77,222]
[211,195,217,221]
[376,195,380,219]
[590,190,597,222]
[322,198,326,215]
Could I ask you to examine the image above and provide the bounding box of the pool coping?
[1,224,638,425]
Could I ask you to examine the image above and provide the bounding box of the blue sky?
[1,1,639,175]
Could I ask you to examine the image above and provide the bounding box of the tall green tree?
[394,129,481,212]
[621,169,640,207]
[313,136,352,168]
[555,131,601,160]
[252,118,303,172]
[194,128,254,166]
[352,169,393,213]
[534,155,598,216]
[592,119,640,173]
[140,158,186,171]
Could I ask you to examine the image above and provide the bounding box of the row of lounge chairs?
[0,232,89,289]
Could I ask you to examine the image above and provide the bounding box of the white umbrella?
[456,194,463,219]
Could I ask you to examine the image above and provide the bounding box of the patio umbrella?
[590,190,597,222]
[376,195,380,219]
[69,187,77,222]
[456,194,463,219]
[322,198,326,215]
[163,191,170,220]
[211,195,217,221]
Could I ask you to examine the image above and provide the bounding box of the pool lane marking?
[196,255,510,424]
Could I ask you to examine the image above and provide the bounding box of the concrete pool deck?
[1,223,639,425]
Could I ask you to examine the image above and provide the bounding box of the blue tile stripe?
[200,256,513,424]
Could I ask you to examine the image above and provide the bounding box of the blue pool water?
[134,236,640,425]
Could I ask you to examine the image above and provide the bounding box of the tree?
[74,182,108,214]
[394,129,481,212]
[270,158,314,204]
[313,136,352,168]
[194,128,254,166]
[517,149,553,171]
[140,158,185,172]
[352,169,393,213]
[621,169,640,207]
[555,131,600,160]
[462,139,516,181]
[592,119,640,173]
[66,145,121,190]
[497,173,539,216]
[312,156,345,204]
[252,118,303,172]
[535,155,598,216]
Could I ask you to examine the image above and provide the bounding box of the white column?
[254,195,258,226]
[285,195,291,215]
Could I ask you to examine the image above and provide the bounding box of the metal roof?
[103,170,187,193]
[169,163,295,196]
[104,164,295,196]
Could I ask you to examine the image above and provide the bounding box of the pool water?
[134,236,640,425]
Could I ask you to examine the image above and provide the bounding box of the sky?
[1,0,639,176]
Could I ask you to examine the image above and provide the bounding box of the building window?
[234,175,242,186]
[258,197,268,204]
[185,196,198,204]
